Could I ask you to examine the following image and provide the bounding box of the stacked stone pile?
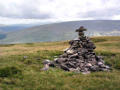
[42,26,110,74]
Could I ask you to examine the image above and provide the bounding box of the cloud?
[0,17,57,25]
[0,0,120,24]
[0,0,53,19]
[81,7,120,19]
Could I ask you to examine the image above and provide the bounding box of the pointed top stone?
[76,26,87,32]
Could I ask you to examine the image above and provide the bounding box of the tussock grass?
[0,36,120,90]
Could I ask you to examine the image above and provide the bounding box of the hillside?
[0,36,120,90]
[0,24,40,33]
[0,20,120,44]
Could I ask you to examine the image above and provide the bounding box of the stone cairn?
[42,26,110,74]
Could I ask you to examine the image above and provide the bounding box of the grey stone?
[23,56,28,59]
[86,63,92,67]
[43,60,51,65]
[82,71,91,74]
[98,62,103,65]
[41,64,49,71]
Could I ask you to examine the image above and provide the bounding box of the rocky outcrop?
[42,26,110,74]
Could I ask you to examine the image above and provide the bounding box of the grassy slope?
[0,36,120,90]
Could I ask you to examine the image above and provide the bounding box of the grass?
[0,36,120,90]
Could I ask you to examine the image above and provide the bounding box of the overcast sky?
[0,0,120,25]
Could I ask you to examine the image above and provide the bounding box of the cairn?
[42,26,110,74]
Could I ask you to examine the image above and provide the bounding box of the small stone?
[61,53,68,58]
[69,68,80,73]
[41,64,49,71]
[98,62,103,65]
[90,65,99,71]
[105,65,110,69]
[66,49,74,54]
[63,48,69,52]
[56,58,67,64]
[100,64,106,68]
[86,63,92,67]
[60,64,69,71]
[100,68,109,71]
[69,53,78,58]
[43,60,51,65]
[82,71,91,74]
[23,56,28,59]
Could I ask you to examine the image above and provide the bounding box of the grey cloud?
[80,8,120,19]
[0,1,52,19]
[18,8,52,19]
[17,2,53,19]
[0,0,120,20]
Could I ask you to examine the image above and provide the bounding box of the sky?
[0,0,120,25]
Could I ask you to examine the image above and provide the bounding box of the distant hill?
[0,20,120,44]
[0,24,38,33]
[0,21,53,33]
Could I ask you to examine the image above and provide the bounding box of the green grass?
[0,36,120,90]
[0,44,15,47]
